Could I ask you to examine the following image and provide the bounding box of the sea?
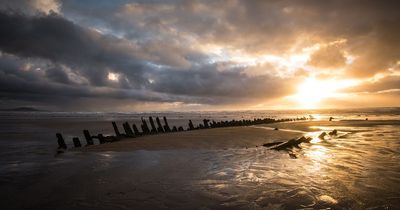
[0,108,399,209]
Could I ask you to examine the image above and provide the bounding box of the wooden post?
[149,117,157,133]
[83,130,94,145]
[56,133,67,149]
[172,126,177,132]
[203,119,210,128]
[98,134,106,144]
[211,120,216,128]
[178,126,184,131]
[123,122,134,137]
[188,120,194,130]
[156,117,164,133]
[112,121,121,137]
[141,117,150,134]
[163,116,171,132]
[132,123,140,136]
[73,137,81,147]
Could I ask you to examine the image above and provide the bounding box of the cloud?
[308,44,346,69]
[1,0,400,110]
[345,75,400,93]
[0,12,148,87]
[0,0,60,15]
[0,11,296,110]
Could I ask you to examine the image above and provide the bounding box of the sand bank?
[79,119,400,152]
[80,126,302,152]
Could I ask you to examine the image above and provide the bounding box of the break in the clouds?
[0,0,399,111]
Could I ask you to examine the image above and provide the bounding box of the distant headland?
[0,107,45,112]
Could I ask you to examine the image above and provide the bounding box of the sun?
[290,77,359,109]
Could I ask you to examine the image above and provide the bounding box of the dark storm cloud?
[0,0,400,110]
[0,12,148,87]
[0,11,294,109]
[60,0,400,76]
[149,65,293,98]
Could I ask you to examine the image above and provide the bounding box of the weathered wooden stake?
[56,133,67,149]
[141,117,150,134]
[132,123,140,136]
[112,121,121,136]
[203,119,210,128]
[163,116,171,132]
[123,122,135,137]
[188,120,194,130]
[73,137,81,147]
[172,126,177,132]
[156,117,164,133]
[149,117,157,133]
[98,134,106,144]
[83,130,94,145]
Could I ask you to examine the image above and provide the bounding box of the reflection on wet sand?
[196,123,400,209]
[1,120,399,209]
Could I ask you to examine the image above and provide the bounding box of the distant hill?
[0,107,45,112]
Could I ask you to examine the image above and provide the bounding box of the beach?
[80,126,302,152]
[1,111,400,209]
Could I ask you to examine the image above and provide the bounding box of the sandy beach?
[2,0,400,209]
[80,126,302,152]
[79,119,400,152]
[1,114,400,210]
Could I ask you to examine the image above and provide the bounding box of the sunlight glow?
[290,77,360,109]
[107,72,120,82]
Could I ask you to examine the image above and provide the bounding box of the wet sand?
[265,119,400,132]
[80,120,400,153]
[80,126,302,152]
[2,119,400,209]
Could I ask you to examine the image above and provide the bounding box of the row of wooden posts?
[56,116,307,150]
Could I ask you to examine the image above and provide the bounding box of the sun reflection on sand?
[305,145,330,161]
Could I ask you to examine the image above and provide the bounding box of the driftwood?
[263,136,312,151]
[318,132,327,139]
[328,129,337,136]
[264,130,338,153]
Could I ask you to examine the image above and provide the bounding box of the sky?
[0,0,399,111]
